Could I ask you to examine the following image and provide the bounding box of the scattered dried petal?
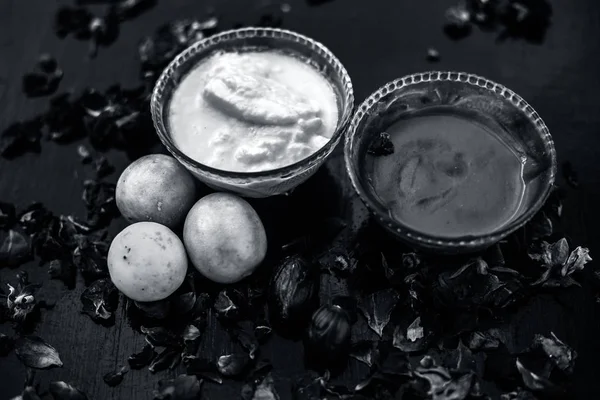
[15,336,63,369]
[49,381,88,400]
[367,132,394,156]
[80,278,119,324]
[0,119,43,159]
[149,347,181,373]
[516,358,562,394]
[128,344,156,369]
[217,352,250,377]
[349,340,379,368]
[153,374,202,400]
[533,332,576,375]
[103,365,128,387]
[358,288,399,337]
[0,230,32,267]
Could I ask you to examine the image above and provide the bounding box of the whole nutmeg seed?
[305,304,351,363]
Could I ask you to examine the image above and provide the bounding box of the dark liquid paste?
[369,112,526,238]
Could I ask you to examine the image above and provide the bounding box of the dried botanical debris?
[0,229,32,268]
[153,374,202,400]
[22,54,63,98]
[49,381,88,400]
[528,238,592,288]
[4,272,41,323]
[103,365,128,387]
[0,118,44,159]
[358,288,399,337]
[444,0,553,43]
[15,335,63,369]
[138,18,219,83]
[80,278,119,324]
[128,344,157,370]
[367,132,395,156]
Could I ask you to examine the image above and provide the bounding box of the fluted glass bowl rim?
[150,27,355,181]
[344,71,558,250]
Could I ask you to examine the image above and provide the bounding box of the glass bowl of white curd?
[151,27,354,198]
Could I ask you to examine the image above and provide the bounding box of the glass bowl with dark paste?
[344,71,557,254]
[151,27,354,198]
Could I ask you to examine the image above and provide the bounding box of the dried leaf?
[244,372,280,400]
[414,356,475,399]
[516,359,562,395]
[6,273,40,322]
[231,322,259,360]
[15,336,63,369]
[149,347,181,373]
[80,278,119,323]
[141,326,180,347]
[358,288,400,337]
[392,317,431,353]
[465,331,501,350]
[128,344,156,369]
[0,230,32,267]
[103,365,128,387]
[349,341,380,368]
[49,381,88,400]
[217,352,251,377]
[533,332,577,375]
[184,356,222,384]
[561,246,591,276]
[367,132,394,156]
[153,374,202,400]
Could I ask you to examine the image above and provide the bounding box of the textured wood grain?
[1,0,600,399]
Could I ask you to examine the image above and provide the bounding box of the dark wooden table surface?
[1,0,600,399]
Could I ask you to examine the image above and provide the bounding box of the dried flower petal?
[358,288,400,337]
[393,317,431,353]
[149,347,181,373]
[128,344,156,369]
[0,119,43,159]
[49,381,88,400]
[184,356,222,384]
[349,340,380,368]
[516,358,562,394]
[103,365,128,387]
[15,336,63,369]
[561,246,591,277]
[141,326,180,348]
[0,230,32,267]
[80,278,119,324]
[153,374,202,400]
[367,132,394,156]
[217,352,250,377]
[533,332,576,375]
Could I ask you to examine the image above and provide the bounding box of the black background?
[1,0,600,399]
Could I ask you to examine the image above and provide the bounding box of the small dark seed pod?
[305,304,351,364]
[268,255,318,332]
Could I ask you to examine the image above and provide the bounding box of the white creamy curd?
[168,51,339,172]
